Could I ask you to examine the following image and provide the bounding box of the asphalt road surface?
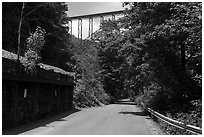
[3,99,164,135]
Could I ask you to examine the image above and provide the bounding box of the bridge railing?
[141,103,202,135]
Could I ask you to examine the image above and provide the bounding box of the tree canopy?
[92,3,202,131]
[95,2,202,104]
[2,2,72,71]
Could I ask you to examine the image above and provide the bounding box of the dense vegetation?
[2,2,202,134]
[2,2,110,108]
[2,2,72,71]
[69,37,112,107]
[92,2,202,134]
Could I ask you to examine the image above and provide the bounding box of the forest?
[2,2,202,134]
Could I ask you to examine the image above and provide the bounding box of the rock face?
[2,49,75,130]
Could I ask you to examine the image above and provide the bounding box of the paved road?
[3,99,164,135]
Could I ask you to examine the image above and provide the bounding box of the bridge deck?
[69,10,124,20]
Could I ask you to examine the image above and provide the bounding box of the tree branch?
[23,3,47,19]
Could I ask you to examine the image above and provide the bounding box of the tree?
[69,36,111,106]
[2,2,72,70]
[23,26,46,72]
[96,2,202,104]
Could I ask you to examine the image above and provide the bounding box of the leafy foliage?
[23,26,45,71]
[97,2,201,101]
[3,2,110,108]
[2,2,72,71]
[94,2,202,134]
[69,37,112,107]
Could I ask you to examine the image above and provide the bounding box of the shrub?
[23,26,46,72]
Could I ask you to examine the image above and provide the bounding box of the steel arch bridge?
[69,10,125,40]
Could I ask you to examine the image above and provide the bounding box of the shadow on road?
[119,111,147,116]
[2,108,80,135]
[113,102,136,105]
[113,98,136,105]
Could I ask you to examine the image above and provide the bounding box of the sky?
[66,2,126,39]
[67,2,124,17]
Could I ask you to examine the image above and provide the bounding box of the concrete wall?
[2,80,73,130]
[2,52,75,130]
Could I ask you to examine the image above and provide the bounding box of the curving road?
[3,99,164,135]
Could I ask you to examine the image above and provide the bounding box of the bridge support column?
[112,14,115,21]
[69,20,72,35]
[88,17,93,38]
[78,18,82,40]
[100,16,104,26]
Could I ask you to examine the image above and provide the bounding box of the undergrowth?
[135,92,202,135]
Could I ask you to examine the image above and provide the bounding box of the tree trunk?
[17,2,25,62]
